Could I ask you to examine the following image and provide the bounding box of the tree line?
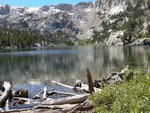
[0,26,75,49]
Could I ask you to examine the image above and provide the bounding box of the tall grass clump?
[90,69,150,113]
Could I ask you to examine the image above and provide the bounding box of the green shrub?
[90,69,150,113]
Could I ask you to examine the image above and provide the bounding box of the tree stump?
[86,68,94,94]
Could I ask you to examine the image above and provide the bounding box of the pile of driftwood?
[0,67,132,113]
[0,69,102,113]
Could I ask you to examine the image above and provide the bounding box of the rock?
[92,80,103,88]
[75,2,93,8]
[121,65,134,81]
[106,31,124,45]
[40,5,50,12]
[0,0,149,44]
[0,5,10,15]
[103,72,123,84]
[35,43,42,47]
[55,4,73,12]
[131,38,150,45]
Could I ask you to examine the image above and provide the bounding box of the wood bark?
[41,94,89,105]
[51,80,86,93]
[0,81,11,109]
[86,68,94,94]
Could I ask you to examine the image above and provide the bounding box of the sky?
[0,0,96,7]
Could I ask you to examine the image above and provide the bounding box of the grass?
[90,68,150,113]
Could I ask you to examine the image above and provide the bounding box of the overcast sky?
[0,0,95,7]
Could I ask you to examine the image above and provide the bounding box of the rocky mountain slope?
[0,0,150,46]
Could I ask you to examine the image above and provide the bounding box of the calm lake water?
[0,46,149,90]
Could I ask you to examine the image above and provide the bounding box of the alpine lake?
[0,45,149,99]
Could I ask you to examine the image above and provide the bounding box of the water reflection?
[0,46,149,85]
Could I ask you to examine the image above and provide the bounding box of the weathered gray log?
[34,102,93,113]
[0,81,11,110]
[51,80,73,89]
[51,80,102,94]
[33,90,76,100]
[51,80,86,93]
[13,94,89,106]
[12,97,39,105]
[41,94,89,105]
[34,104,79,111]
[1,108,32,113]
[47,91,76,96]
[66,100,93,113]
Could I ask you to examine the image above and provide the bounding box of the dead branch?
[51,80,73,89]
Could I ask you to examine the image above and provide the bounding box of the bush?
[90,69,150,113]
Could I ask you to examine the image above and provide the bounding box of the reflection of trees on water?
[123,47,150,67]
[76,46,150,80]
[0,46,149,84]
[0,52,79,84]
[76,46,125,79]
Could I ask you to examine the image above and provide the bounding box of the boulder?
[0,5,10,15]
[131,38,150,45]
[103,72,123,84]
[106,31,124,45]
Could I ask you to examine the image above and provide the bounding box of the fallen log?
[12,97,39,105]
[13,93,89,106]
[67,104,93,113]
[51,80,86,93]
[34,104,79,111]
[51,80,102,93]
[47,91,76,96]
[1,108,32,113]
[33,90,76,100]
[41,94,89,105]
[0,81,11,110]
[34,102,93,113]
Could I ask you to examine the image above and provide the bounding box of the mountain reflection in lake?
[0,46,149,86]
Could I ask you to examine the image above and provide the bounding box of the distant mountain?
[0,0,150,47]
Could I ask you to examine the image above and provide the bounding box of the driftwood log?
[33,90,76,99]
[34,100,93,113]
[41,94,89,105]
[51,80,86,93]
[0,81,11,110]
[51,80,102,94]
